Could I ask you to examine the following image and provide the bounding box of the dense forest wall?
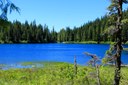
[58,9,128,43]
[0,20,57,43]
[0,10,128,43]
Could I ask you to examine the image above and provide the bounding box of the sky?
[7,0,111,31]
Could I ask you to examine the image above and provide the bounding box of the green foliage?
[106,0,127,84]
[57,10,128,43]
[123,48,128,51]
[0,20,58,43]
[0,62,128,85]
[0,0,20,20]
[103,43,117,65]
[0,9,128,43]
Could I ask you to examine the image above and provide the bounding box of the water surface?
[0,44,127,65]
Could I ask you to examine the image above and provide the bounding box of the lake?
[0,44,127,65]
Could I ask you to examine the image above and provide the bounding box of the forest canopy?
[0,9,128,43]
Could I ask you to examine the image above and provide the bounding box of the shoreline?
[61,41,128,45]
[1,61,128,70]
[0,41,128,44]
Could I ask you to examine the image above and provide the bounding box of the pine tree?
[0,0,20,20]
[107,0,128,85]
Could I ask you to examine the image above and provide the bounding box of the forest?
[0,0,128,85]
[0,9,128,43]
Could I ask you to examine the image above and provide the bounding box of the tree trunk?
[74,56,77,75]
[114,0,122,85]
[96,65,101,85]
[114,31,122,85]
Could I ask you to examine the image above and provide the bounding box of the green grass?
[123,48,128,51]
[63,41,98,44]
[62,41,128,45]
[63,41,116,44]
[0,62,128,85]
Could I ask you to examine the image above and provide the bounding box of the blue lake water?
[0,44,127,65]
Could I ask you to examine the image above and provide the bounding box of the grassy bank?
[62,41,114,44]
[0,62,128,85]
[62,41,128,45]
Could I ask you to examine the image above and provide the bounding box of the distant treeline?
[58,9,128,43]
[0,10,128,43]
[0,20,57,43]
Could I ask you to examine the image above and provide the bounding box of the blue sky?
[8,0,110,31]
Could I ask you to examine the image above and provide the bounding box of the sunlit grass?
[0,62,127,85]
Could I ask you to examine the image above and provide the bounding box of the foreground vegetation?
[0,62,127,85]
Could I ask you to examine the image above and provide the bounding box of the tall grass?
[0,62,127,85]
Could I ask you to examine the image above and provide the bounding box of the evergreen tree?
[107,0,128,85]
[0,0,20,20]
